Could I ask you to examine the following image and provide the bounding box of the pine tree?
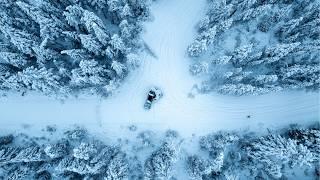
[126,53,140,69]
[88,146,120,174]
[92,23,110,46]
[231,44,254,65]
[144,142,178,179]
[44,141,69,159]
[107,0,122,12]
[73,142,97,160]
[246,135,316,178]
[2,66,61,94]
[0,52,27,68]
[111,60,126,77]
[0,147,21,164]
[79,34,103,55]
[207,151,224,173]
[16,1,65,39]
[105,152,129,180]
[277,17,304,42]
[63,5,84,29]
[110,34,125,53]
[11,146,48,163]
[71,59,108,86]
[280,64,320,90]
[287,127,320,159]
[3,28,39,55]
[217,18,233,32]
[187,0,320,95]
[187,39,207,57]
[262,42,301,64]
[218,83,256,96]
[32,46,61,65]
[199,26,217,45]
[6,165,34,180]
[200,131,239,152]
[121,4,133,18]
[87,0,108,10]
[0,0,152,96]
[81,10,106,33]
[56,157,92,175]
[252,75,278,86]
[235,5,272,21]
[186,155,211,179]
[212,56,232,65]
[61,49,91,62]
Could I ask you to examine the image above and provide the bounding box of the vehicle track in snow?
[0,0,318,137]
[98,0,319,135]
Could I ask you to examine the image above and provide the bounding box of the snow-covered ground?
[0,0,319,137]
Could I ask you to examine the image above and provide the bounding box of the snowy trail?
[0,0,319,136]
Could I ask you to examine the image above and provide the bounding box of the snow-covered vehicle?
[144,87,163,110]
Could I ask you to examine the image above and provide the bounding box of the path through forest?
[0,0,319,137]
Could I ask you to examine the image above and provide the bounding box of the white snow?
[0,0,319,137]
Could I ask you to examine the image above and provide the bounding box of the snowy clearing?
[0,0,319,137]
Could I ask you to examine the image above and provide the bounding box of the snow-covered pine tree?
[71,59,109,86]
[287,127,320,159]
[0,0,152,97]
[186,155,211,179]
[246,135,316,178]
[0,52,27,68]
[44,140,69,159]
[2,67,61,95]
[104,152,129,180]
[200,131,239,152]
[187,0,320,95]
[144,142,179,179]
[0,126,319,179]
[73,142,98,161]
[11,146,48,163]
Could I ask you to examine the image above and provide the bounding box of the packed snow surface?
[0,0,319,136]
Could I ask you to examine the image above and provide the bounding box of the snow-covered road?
[0,0,319,136]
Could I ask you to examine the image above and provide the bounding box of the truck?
[144,87,163,110]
